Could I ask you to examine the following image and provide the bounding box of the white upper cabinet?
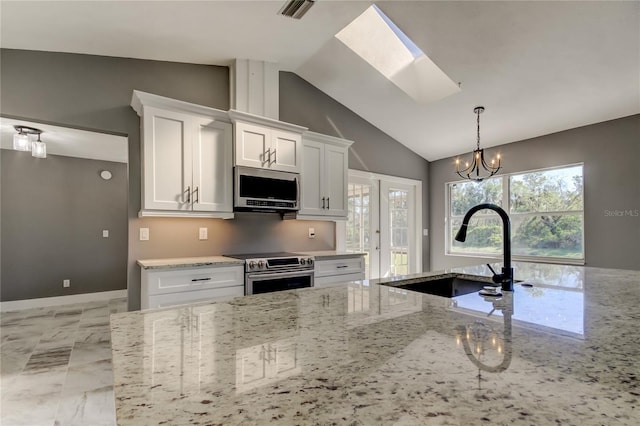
[299,131,353,219]
[229,110,306,173]
[131,91,233,218]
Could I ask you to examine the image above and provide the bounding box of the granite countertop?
[295,250,365,259]
[137,256,244,270]
[110,262,640,425]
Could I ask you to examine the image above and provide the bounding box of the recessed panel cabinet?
[229,110,306,173]
[299,132,353,219]
[131,91,233,218]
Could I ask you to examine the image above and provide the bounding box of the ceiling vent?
[278,0,315,19]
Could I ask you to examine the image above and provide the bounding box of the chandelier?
[455,106,501,181]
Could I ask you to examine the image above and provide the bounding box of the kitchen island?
[110,263,640,425]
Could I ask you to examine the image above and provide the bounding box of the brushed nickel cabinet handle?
[184,186,191,203]
[193,187,199,204]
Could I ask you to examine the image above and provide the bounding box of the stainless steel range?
[225,252,314,295]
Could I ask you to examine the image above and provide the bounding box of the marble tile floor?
[0,298,127,426]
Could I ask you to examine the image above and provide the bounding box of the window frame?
[445,163,585,265]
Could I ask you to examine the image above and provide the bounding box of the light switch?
[199,227,208,240]
[102,230,109,238]
[140,228,149,241]
[308,227,315,239]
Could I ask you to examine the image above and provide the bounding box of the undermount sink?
[383,275,493,298]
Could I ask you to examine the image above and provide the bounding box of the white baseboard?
[1,290,127,312]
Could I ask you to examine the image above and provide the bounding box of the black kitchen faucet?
[455,203,514,292]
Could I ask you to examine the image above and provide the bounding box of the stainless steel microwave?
[234,166,300,212]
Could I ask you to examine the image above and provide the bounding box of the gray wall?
[1,151,128,301]
[280,72,431,272]
[429,114,640,271]
[0,49,364,309]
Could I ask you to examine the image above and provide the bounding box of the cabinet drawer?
[314,257,364,278]
[146,286,244,310]
[314,272,365,288]
[143,266,244,296]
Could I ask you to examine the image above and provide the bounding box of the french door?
[340,170,421,279]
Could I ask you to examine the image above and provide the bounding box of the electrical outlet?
[63,279,70,288]
[308,227,316,239]
[140,228,149,241]
[102,229,109,238]
[423,229,429,237]
[199,227,208,240]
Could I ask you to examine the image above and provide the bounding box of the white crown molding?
[228,109,307,133]
[302,130,354,148]
[131,90,230,122]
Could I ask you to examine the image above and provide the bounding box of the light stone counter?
[136,255,244,270]
[111,262,640,425]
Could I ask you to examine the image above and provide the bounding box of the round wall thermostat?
[100,170,113,180]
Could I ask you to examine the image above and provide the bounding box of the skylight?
[335,5,460,104]
[372,5,423,59]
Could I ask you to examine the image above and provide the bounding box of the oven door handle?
[247,270,313,280]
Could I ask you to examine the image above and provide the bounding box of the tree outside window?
[448,165,584,261]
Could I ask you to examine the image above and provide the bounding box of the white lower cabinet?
[141,265,244,310]
[313,256,365,288]
[235,337,301,393]
[143,303,234,394]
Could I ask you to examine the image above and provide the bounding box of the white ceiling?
[1,1,638,161]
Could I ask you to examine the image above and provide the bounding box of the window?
[447,165,584,262]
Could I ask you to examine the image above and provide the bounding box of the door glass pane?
[389,189,409,276]
[346,183,371,279]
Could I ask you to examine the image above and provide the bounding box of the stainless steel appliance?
[234,166,300,212]
[226,252,314,295]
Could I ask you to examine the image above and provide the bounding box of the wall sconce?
[13,125,46,158]
[13,126,31,151]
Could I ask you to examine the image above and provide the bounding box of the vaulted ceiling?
[1,1,638,161]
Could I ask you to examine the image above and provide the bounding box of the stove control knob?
[299,258,306,265]
[248,261,256,270]
[307,258,313,266]
[258,260,266,269]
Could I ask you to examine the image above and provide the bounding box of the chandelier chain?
[476,109,481,150]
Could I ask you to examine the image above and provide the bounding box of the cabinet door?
[299,140,324,215]
[324,144,349,217]
[235,121,270,168]
[271,129,301,173]
[143,309,189,393]
[269,338,300,378]
[142,107,192,211]
[236,344,269,392]
[192,118,233,212]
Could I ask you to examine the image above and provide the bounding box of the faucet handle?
[486,263,497,275]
